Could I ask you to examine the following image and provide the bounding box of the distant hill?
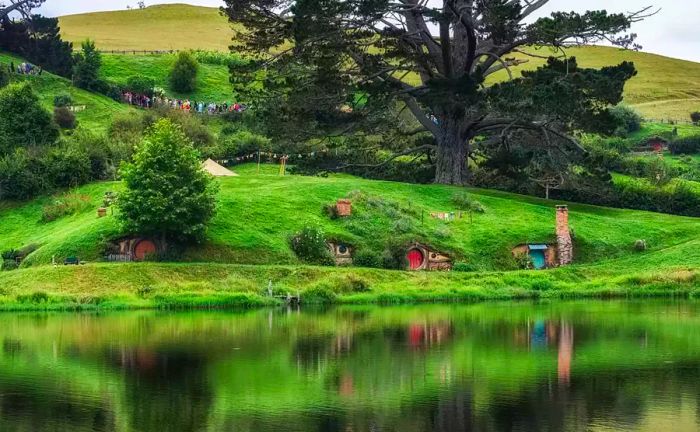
[59,4,233,52]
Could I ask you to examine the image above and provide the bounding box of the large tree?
[223,0,650,184]
[0,0,44,20]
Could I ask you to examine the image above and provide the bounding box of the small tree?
[691,112,700,125]
[118,119,218,243]
[0,82,58,155]
[54,106,78,129]
[126,75,155,96]
[72,39,102,91]
[169,51,198,93]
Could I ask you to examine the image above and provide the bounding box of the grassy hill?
[1,166,699,308]
[59,4,700,120]
[0,52,135,132]
[58,4,234,52]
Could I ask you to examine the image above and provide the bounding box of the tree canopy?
[223,0,650,184]
[72,39,102,91]
[0,82,58,154]
[118,119,218,243]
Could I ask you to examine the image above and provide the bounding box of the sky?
[37,0,700,63]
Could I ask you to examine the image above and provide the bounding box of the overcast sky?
[37,0,700,62]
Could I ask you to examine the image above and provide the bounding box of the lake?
[0,301,699,431]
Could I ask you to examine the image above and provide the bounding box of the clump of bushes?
[453,262,477,272]
[41,193,92,222]
[634,239,648,252]
[452,192,485,213]
[381,240,408,270]
[126,75,156,97]
[290,225,334,265]
[353,250,381,268]
[609,104,643,137]
[53,93,73,108]
[668,136,700,155]
[54,106,78,129]
[1,249,19,271]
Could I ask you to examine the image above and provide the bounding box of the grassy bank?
[0,254,698,311]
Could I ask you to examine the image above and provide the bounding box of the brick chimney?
[556,205,573,266]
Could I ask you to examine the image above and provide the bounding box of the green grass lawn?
[101,53,235,101]
[0,52,135,132]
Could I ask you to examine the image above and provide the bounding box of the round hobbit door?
[407,248,425,270]
[134,240,157,261]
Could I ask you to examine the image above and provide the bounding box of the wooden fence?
[97,50,181,55]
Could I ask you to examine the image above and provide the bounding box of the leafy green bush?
[669,136,700,155]
[634,239,647,252]
[53,93,73,107]
[302,284,337,304]
[353,250,381,268]
[609,104,643,137]
[0,148,46,200]
[290,225,334,265]
[125,75,156,96]
[453,262,477,272]
[41,193,92,222]
[452,192,485,213]
[169,51,198,93]
[118,119,218,242]
[190,50,244,66]
[0,82,59,155]
[381,241,408,270]
[43,143,92,188]
[1,260,18,271]
[209,130,271,159]
[54,106,78,129]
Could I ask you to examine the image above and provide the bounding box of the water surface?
[1,301,699,431]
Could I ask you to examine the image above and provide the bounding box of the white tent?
[202,159,238,177]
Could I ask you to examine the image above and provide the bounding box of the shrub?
[1,260,18,271]
[452,192,485,213]
[53,93,73,107]
[323,203,339,219]
[118,119,218,242]
[303,284,337,304]
[453,262,477,272]
[668,136,700,155]
[381,241,408,270]
[0,82,59,154]
[609,104,643,137]
[43,143,92,188]
[691,112,700,125]
[210,130,271,159]
[125,75,156,97]
[169,51,198,93]
[69,129,114,180]
[290,225,334,265]
[54,106,78,129]
[0,149,46,200]
[1,249,18,261]
[41,193,92,222]
[353,250,381,268]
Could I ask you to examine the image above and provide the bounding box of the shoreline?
[0,262,697,311]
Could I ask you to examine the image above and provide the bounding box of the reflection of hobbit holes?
[406,243,452,271]
[328,242,353,265]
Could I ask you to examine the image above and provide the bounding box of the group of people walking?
[121,91,247,115]
[6,61,43,76]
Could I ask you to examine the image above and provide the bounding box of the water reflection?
[0,302,699,431]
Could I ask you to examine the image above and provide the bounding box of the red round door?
[134,240,156,261]
[407,248,425,270]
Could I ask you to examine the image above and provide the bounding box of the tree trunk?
[434,117,469,185]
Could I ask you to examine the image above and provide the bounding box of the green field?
[59,4,234,52]
[1,165,699,309]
